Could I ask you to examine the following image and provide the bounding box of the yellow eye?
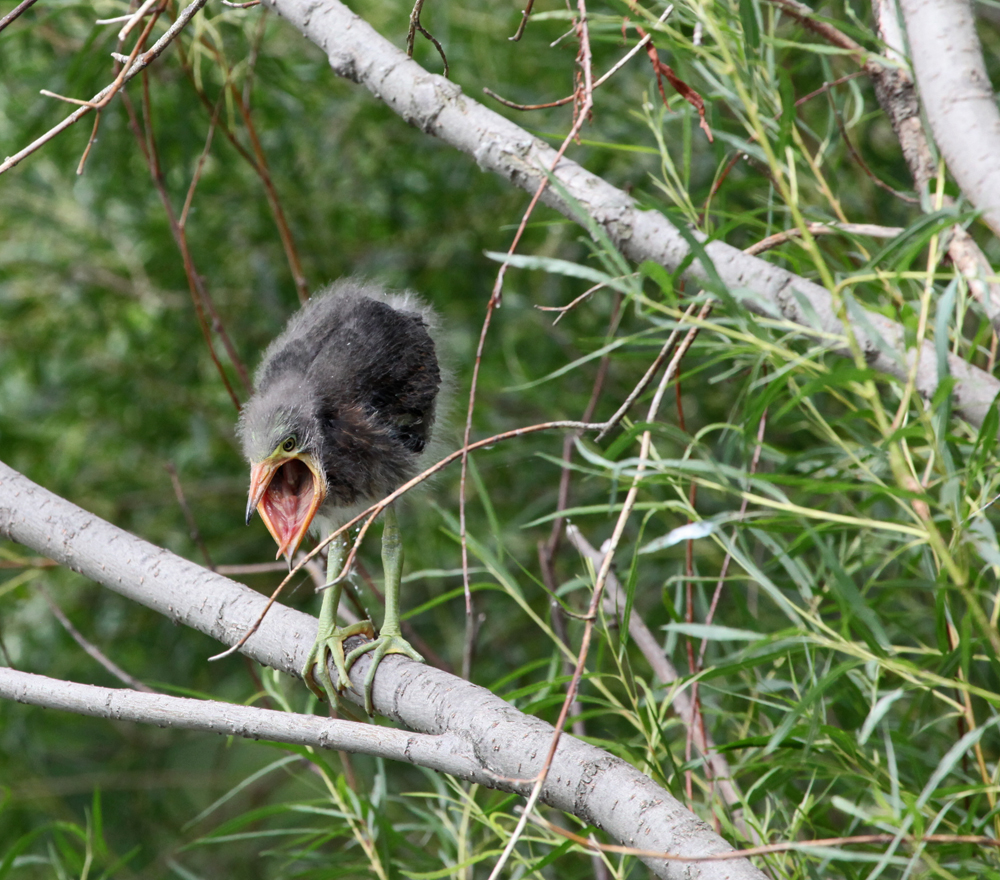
[281,436,296,453]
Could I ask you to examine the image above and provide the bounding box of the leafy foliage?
[2,0,1000,877]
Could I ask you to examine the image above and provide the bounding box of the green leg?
[302,533,375,703]
[344,504,424,714]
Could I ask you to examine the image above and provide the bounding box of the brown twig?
[536,294,619,738]
[529,811,1000,861]
[0,0,38,33]
[459,0,598,697]
[122,75,252,405]
[173,36,310,306]
[826,91,917,203]
[701,72,867,222]
[764,0,868,64]
[38,584,156,693]
[457,294,497,676]
[596,299,705,442]
[743,221,905,256]
[208,419,608,663]
[165,462,215,570]
[509,0,535,42]
[535,281,613,322]
[486,8,670,111]
[229,80,310,304]
[489,276,704,878]
[0,0,211,177]
[406,0,449,77]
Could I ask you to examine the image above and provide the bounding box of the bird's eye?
[281,436,296,453]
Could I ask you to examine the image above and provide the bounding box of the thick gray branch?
[262,0,999,428]
[901,0,1000,239]
[0,461,766,880]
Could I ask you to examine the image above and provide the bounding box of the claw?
[302,619,375,703]
[344,632,424,715]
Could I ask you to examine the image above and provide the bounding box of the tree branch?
[261,0,999,429]
[901,0,1000,240]
[0,667,490,778]
[0,460,766,880]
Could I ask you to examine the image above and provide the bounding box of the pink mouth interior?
[261,459,316,554]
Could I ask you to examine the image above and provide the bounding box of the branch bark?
[262,0,999,429]
[0,460,766,880]
[900,0,1000,240]
[0,667,488,777]
[871,0,1000,331]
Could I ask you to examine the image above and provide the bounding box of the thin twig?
[487,6,671,112]
[536,280,610,321]
[0,0,39,34]
[208,420,608,663]
[406,0,449,77]
[827,91,918,203]
[38,584,156,692]
[537,294,619,739]
[489,284,703,880]
[122,77,252,404]
[528,810,1000,861]
[118,0,160,41]
[0,0,211,176]
[595,300,702,442]
[457,294,496,675]
[165,462,215,570]
[509,0,535,41]
[743,221,904,256]
[459,0,597,720]
[763,0,868,63]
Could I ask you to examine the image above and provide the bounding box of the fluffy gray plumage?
[239,280,442,515]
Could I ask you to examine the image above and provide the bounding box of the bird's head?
[238,388,329,563]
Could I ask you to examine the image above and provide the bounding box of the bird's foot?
[302,620,376,704]
[344,630,424,715]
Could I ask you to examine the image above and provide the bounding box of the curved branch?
[901,0,1000,239]
[0,461,766,880]
[262,0,999,429]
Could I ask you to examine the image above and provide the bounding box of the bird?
[238,279,442,713]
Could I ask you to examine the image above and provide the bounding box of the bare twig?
[38,585,156,693]
[528,810,1000,861]
[459,0,599,707]
[209,420,608,663]
[0,0,39,34]
[118,0,161,41]
[566,525,743,812]
[596,300,704,442]
[406,0,449,77]
[0,0,211,176]
[486,7,671,111]
[743,221,905,256]
[165,462,215,570]
[489,276,705,879]
[509,0,535,41]
[764,0,868,63]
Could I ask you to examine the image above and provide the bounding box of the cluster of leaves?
[2,0,1000,877]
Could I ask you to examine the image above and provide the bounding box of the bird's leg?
[302,532,375,703]
[344,504,424,714]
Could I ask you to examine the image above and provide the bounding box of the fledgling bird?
[239,279,442,712]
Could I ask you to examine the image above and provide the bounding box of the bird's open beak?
[246,453,327,563]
